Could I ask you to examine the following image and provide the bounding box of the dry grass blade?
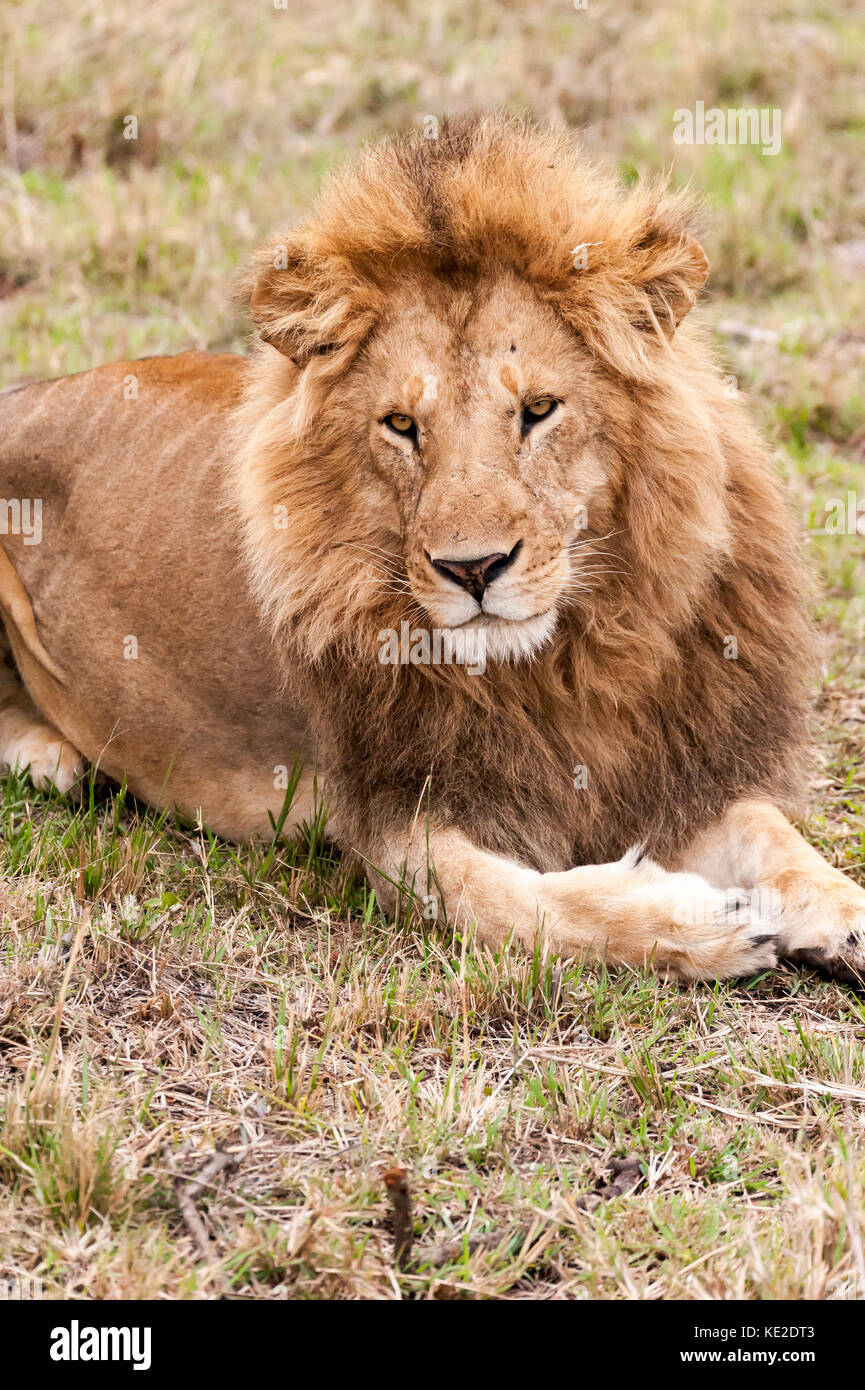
[30,908,90,1109]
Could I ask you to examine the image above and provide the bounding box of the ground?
[1,0,864,1300]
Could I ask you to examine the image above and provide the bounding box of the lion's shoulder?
[116,350,249,402]
[0,351,248,481]
[1,349,248,418]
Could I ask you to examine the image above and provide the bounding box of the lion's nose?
[426,541,522,603]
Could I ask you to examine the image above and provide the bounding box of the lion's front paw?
[543,852,778,983]
[777,869,865,985]
[2,724,85,795]
[650,870,779,982]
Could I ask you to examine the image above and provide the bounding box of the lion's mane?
[229,112,815,870]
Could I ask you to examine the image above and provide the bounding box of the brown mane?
[230,112,815,872]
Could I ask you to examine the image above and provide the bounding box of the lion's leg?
[676,797,865,983]
[0,633,84,794]
[372,824,777,982]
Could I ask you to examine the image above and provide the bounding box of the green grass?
[2,771,865,1298]
[1,0,865,1300]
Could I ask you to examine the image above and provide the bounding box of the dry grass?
[1,0,865,1300]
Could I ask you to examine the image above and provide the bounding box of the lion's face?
[355,272,616,663]
[240,114,718,669]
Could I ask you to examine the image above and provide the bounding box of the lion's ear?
[630,217,708,337]
[244,241,379,365]
[246,250,327,363]
[557,187,708,372]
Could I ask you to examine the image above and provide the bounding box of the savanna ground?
[1,0,864,1301]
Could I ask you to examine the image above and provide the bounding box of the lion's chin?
[449,609,559,666]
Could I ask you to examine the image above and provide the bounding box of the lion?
[1,112,863,983]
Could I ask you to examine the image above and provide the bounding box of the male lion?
[1,113,863,982]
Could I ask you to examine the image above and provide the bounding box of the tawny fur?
[5,111,858,985]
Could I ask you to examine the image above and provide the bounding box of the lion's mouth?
[438,608,560,665]
[456,608,553,627]
[406,548,569,663]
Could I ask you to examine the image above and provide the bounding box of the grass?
[1,0,865,1300]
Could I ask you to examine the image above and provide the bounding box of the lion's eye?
[522,398,558,433]
[383,413,417,440]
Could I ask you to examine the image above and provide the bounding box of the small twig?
[174,1179,212,1260]
[173,1146,242,1262]
[383,1166,413,1269]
